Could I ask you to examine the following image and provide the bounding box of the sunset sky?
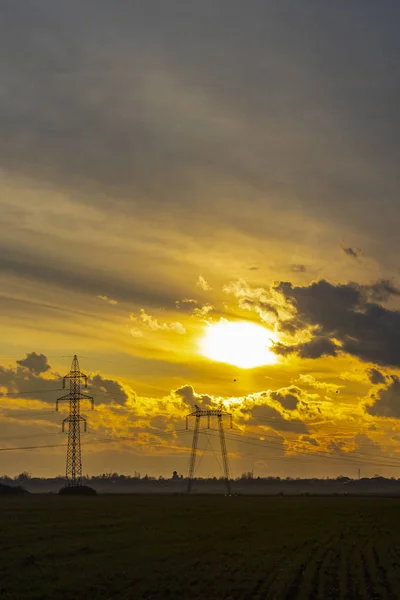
[2,1,400,479]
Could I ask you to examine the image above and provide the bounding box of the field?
[1,495,400,599]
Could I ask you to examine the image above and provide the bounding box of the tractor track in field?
[308,542,334,600]
[281,537,337,600]
[241,547,303,599]
[361,550,380,600]
[239,542,315,599]
[349,545,368,600]
[372,546,394,599]
[242,577,268,600]
[320,547,341,599]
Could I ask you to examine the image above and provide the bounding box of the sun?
[200,320,278,369]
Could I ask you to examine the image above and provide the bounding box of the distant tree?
[15,472,31,482]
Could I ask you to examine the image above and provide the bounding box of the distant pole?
[358,468,361,480]
[56,355,94,487]
[186,404,232,494]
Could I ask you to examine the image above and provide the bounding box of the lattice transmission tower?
[186,405,232,494]
[56,355,94,487]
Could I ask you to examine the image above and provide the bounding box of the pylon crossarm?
[56,394,70,410]
[187,409,232,418]
[63,415,87,423]
[79,393,94,408]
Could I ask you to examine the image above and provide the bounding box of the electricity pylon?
[56,355,94,487]
[186,404,233,494]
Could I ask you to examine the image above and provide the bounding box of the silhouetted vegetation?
[0,482,27,496]
[3,472,400,495]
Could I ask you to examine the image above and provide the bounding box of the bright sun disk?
[200,320,277,369]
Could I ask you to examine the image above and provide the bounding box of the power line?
[200,430,400,470]
[0,430,192,453]
[226,429,400,466]
[2,427,400,472]
[0,432,60,442]
[0,388,63,397]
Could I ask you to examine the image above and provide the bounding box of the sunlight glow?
[200,320,278,369]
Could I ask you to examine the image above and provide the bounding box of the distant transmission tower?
[56,355,94,487]
[186,405,232,494]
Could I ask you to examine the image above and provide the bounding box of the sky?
[1,1,400,480]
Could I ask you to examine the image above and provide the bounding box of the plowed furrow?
[372,546,394,600]
[361,551,380,600]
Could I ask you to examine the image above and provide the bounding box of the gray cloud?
[269,386,302,411]
[291,264,307,273]
[90,374,129,405]
[0,359,59,404]
[16,352,51,375]
[274,337,338,360]
[0,354,131,406]
[343,247,360,259]
[275,279,400,367]
[0,243,177,308]
[247,404,309,434]
[368,368,386,385]
[366,377,400,419]
[1,0,400,268]
[301,436,319,447]
[366,280,400,303]
[174,385,213,410]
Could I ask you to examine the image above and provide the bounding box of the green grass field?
[1,495,400,599]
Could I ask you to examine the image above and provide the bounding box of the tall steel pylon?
[56,355,94,487]
[186,405,233,494]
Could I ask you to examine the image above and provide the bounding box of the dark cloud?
[274,337,338,360]
[0,354,131,406]
[247,404,309,434]
[90,374,129,405]
[0,357,59,404]
[174,385,213,409]
[16,352,50,375]
[365,280,400,303]
[274,279,400,367]
[343,247,360,259]
[366,377,400,419]
[367,368,386,385]
[150,415,169,430]
[238,297,279,318]
[1,0,400,265]
[301,435,319,447]
[270,386,302,411]
[0,243,177,307]
[291,264,307,273]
